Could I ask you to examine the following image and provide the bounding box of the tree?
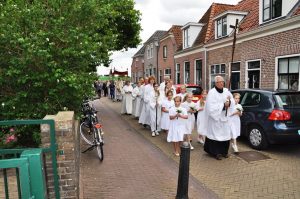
[0,0,141,147]
[0,0,141,120]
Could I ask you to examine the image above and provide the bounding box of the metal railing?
[0,119,60,199]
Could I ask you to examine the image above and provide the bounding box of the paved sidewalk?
[80,98,218,199]
[104,97,300,199]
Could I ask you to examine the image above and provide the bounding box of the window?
[176,64,180,84]
[263,0,282,22]
[217,17,227,38]
[184,62,190,84]
[183,28,189,48]
[247,60,261,89]
[163,46,167,58]
[231,62,240,90]
[151,44,153,58]
[241,92,261,106]
[147,45,150,59]
[165,68,171,76]
[195,60,202,85]
[210,64,226,88]
[159,70,162,84]
[278,56,299,90]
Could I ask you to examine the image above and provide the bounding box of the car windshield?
[186,87,201,95]
[275,93,300,108]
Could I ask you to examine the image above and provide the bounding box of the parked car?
[175,84,203,102]
[232,89,300,150]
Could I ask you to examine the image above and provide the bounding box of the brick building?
[206,0,300,91]
[131,46,145,83]
[157,25,182,84]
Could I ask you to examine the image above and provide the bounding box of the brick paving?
[101,97,300,199]
[80,98,218,199]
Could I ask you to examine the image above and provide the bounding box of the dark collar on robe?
[214,86,223,93]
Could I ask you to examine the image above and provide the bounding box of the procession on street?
[111,75,243,160]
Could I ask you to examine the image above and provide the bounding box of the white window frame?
[275,54,300,91]
[262,0,282,22]
[150,43,153,58]
[245,59,261,89]
[216,16,227,38]
[163,46,167,58]
[194,59,202,85]
[209,63,226,89]
[176,63,180,84]
[165,68,171,76]
[230,61,241,90]
[184,61,190,84]
[183,28,189,48]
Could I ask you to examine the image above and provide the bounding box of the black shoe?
[223,154,229,158]
[215,154,222,160]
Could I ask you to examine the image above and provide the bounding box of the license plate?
[298,130,300,135]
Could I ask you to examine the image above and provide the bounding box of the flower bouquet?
[176,108,182,119]
[190,104,197,113]
[236,104,243,113]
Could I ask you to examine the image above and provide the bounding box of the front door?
[248,70,260,88]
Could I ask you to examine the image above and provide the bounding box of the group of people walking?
[118,75,243,160]
[94,79,125,101]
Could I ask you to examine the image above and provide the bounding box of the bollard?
[176,141,190,199]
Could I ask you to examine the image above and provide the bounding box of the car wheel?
[248,125,269,150]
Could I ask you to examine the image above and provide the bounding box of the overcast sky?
[98,0,240,75]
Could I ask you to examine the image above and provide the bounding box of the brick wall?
[158,36,176,82]
[207,28,300,90]
[174,51,205,85]
[131,55,144,83]
[41,111,80,199]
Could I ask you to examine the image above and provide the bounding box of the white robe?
[203,87,235,141]
[167,106,188,142]
[176,93,187,102]
[160,99,175,130]
[138,84,152,125]
[132,86,140,117]
[182,101,198,134]
[229,103,242,139]
[149,91,163,132]
[197,100,206,135]
[121,85,133,114]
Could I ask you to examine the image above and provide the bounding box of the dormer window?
[263,0,282,21]
[183,28,190,48]
[217,17,227,38]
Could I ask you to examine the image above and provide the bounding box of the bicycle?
[79,98,104,161]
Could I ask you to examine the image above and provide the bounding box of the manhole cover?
[235,151,271,162]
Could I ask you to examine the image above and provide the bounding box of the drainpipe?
[204,47,207,90]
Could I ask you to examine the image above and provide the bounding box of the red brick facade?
[131,54,144,83]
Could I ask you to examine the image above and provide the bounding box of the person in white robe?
[202,76,235,160]
[229,93,243,153]
[116,79,124,101]
[160,90,175,133]
[120,81,133,114]
[176,84,187,102]
[167,96,188,156]
[149,83,163,136]
[159,75,170,94]
[139,76,154,126]
[182,93,198,150]
[164,81,176,100]
[196,90,207,145]
[132,82,142,118]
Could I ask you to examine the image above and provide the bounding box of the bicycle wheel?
[95,128,104,161]
[80,122,94,145]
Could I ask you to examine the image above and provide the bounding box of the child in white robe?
[196,90,207,145]
[182,93,198,150]
[168,96,188,156]
[149,83,163,136]
[120,81,133,114]
[229,93,243,153]
[160,90,175,133]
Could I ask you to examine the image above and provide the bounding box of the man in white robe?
[132,82,141,118]
[120,81,133,114]
[203,75,235,160]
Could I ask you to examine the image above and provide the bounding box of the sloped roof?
[167,25,183,47]
[133,45,145,57]
[145,30,168,44]
[193,3,235,46]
